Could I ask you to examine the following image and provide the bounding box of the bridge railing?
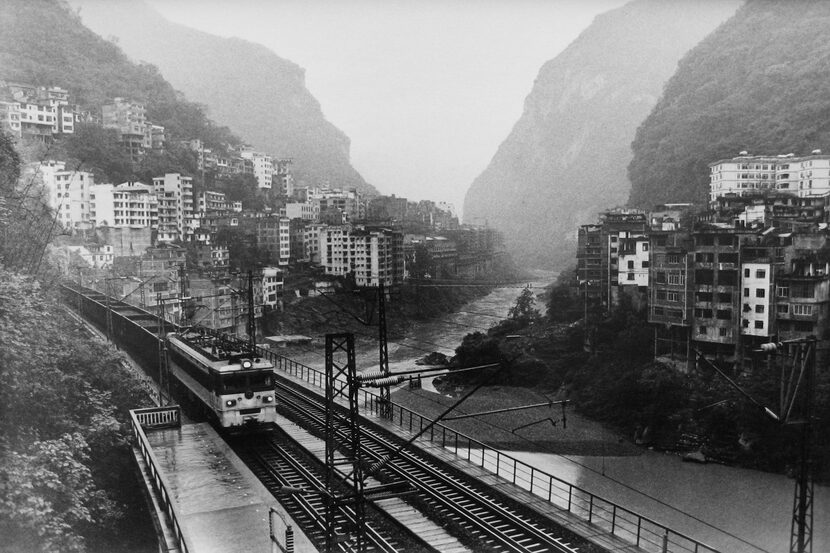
[257,345,719,553]
[130,406,191,553]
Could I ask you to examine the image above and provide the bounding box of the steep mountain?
[628,0,830,209]
[463,0,740,269]
[71,0,375,195]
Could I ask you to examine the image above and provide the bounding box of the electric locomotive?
[165,329,277,429]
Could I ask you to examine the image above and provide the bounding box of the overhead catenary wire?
[403,385,773,553]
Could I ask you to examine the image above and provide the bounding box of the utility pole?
[247,269,256,351]
[377,282,391,418]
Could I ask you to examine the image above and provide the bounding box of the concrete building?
[318,226,403,287]
[240,149,273,189]
[37,161,95,229]
[710,150,830,203]
[90,182,157,229]
[261,266,284,309]
[103,98,148,160]
[285,201,319,221]
[152,173,194,242]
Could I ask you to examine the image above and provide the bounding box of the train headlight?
[262,396,274,403]
[241,359,253,369]
[225,399,237,407]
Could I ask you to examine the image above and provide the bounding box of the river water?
[386,272,827,553]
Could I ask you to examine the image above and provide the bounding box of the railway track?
[230,426,433,553]
[273,379,589,553]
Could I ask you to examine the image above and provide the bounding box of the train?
[165,329,278,429]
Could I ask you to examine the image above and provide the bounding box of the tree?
[508,285,540,322]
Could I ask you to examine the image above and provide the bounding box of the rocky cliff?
[463,0,740,269]
[72,0,375,195]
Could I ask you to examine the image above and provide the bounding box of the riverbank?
[391,383,640,457]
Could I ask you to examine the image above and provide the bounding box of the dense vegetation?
[0,0,240,185]
[628,0,830,208]
[1,130,156,552]
[446,270,830,477]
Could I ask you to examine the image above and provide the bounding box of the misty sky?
[148,0,625,216]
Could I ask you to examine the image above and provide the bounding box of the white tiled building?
[38,161,95,229]
[710,150,830,203]
[152,173,194,242]
[89,182,157,229]
[741,262,773,337]
[240,148,273,189]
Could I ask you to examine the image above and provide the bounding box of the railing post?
[530,467,534,493]
[588,495,594,523]
[636,517,642,546]
[568,486,572,511]
[662,530,669,553]
[611,504,617,534]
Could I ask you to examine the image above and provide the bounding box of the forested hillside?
[628,0,830,208]
[71,0,376,195]
[463,0,739,269]
[0,0,238,149]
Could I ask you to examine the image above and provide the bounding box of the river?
[383,272,827,553]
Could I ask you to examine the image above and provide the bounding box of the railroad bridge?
[62,284,719,553]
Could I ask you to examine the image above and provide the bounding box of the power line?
[402,387,772,553]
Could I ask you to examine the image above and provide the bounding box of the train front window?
[220,372,273,393]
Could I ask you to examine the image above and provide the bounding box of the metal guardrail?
[130,406,190,553]
[256,346,719,553]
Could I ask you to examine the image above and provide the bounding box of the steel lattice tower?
[324,333,367,552]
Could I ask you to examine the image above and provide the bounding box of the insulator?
[760,342,781,352]
[361,375,405,387]
[357,370,386,381]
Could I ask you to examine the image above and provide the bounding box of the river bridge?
[62,283,720,553]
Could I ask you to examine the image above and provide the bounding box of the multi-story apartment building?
[36,161,95,229]
[0,99,22,137]
[285,201,320,221]
[261,266,284,309]
[254,216,290,266]
[318,226,404,287]
[648,230,694,367]
[2,83,74,140]
[240,149,273,189]
[575,210,648,310]
[89,182,157,229]
[152,173,194,242]
[618,236,650,288]
[710,150,830,203]
[103,98,148,160]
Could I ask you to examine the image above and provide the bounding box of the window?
[755,305,765,314]
[720,270,738,286]
[642,243,649,251]
[656,290,667,301]
[756,288,765,298]
[743,319,750,328]
[756,269,766,279]
[755,321,764,329]
[628,260,634,269]
[716,309,732,320]
[668,273,685,285]
[667,291,680,302]
[698,326,707,335]
[718,293,732,303]
[667,254,682,264]
[792,304,813,316]
[777,286,789,297]
[627,274,635,281]
[642,261,650,268]
[719,327,728,337]
[777,304,789,314]
[744,268,750,278]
